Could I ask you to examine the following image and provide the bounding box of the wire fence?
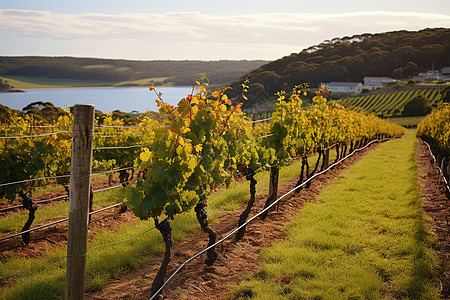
[0,179,139,240]
[421,139,450,193]
[1,225,157,280]
[248,117,272,124]
[0,130,72,140]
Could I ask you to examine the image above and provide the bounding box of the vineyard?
[1,81,448,299]
[339,85,446,117]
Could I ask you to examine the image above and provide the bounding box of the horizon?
[0,1,449,61]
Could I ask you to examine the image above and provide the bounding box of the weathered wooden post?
[322,148,330,170]
[65,104,95,300]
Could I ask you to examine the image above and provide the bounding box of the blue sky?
[1,0,449,60]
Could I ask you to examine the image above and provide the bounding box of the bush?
[402,95,432,116]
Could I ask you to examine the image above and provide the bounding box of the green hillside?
[0,57,268,87]
[226,28,450,107]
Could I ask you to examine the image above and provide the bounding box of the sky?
[0,0,449,61]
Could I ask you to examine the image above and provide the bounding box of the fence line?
[421,139,450,193]
[0,130,72,140]
[2,225,157,280]
[248,117,272,124]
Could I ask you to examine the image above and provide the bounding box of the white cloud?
[0,9,449,60]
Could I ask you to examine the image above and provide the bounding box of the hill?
[0,57,269,87]
[227,28,450,107]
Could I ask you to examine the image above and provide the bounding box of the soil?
[0,173,126,217]
[0,173,137,258]
[0,204,136,259]
[416,139,450,299]
[86,143,382,300]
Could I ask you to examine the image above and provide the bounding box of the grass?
[0,151,330,299]
[113,77,171,87]
[385,116,425,128]
[0,187,126,233]
[232,130,440,299]
[1,76,117,89]
[0,75,174,89]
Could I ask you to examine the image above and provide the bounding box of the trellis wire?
[0,130,72,139]
[1,225,157,280]
[422,140,450,193]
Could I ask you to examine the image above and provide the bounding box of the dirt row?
[416,140,450,299]
[0,172,134,217]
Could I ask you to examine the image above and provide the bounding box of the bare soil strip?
[416,139,450,299]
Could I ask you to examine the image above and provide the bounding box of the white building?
[321,82,363,93]
[363,77,396,90]
[413,70,444,83]
[441,67,450,75]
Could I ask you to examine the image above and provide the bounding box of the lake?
[0,86,194,113]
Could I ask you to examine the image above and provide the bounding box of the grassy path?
[233,131,440,299]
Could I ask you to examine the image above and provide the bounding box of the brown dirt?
[416,139,450,299]
[0,172,127,217]
[0,172,138,257]
[86,144,380,300]
[0,205,136,259]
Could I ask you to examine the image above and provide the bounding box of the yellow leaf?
[139,148,151,162]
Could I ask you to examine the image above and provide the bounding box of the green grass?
[0,151,331,299]
[385,116,425,128]
[232,131,440,299]
[0,76,117,89]
[1,75,176,89]
[113,77,171,87]
[0,187,126,233]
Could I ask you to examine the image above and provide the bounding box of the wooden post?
[65,104,95,300]
[323,148,330,170]
[269,167,279,206]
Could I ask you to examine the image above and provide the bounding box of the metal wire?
[0,174,71,188]
[0,183,134,242]
[248,117,272,124]
[2,224,156,280]
[422,140,450,193]
[96,125,153,129]
[0,130,72,139]
[94,145,145,150]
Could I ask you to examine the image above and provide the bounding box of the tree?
[392,67,404,79]
[404,61,418,77]
[402,95,432,116]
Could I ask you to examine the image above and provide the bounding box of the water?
[0,86,194,113]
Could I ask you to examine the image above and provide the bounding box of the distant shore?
[0,89,25,93]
